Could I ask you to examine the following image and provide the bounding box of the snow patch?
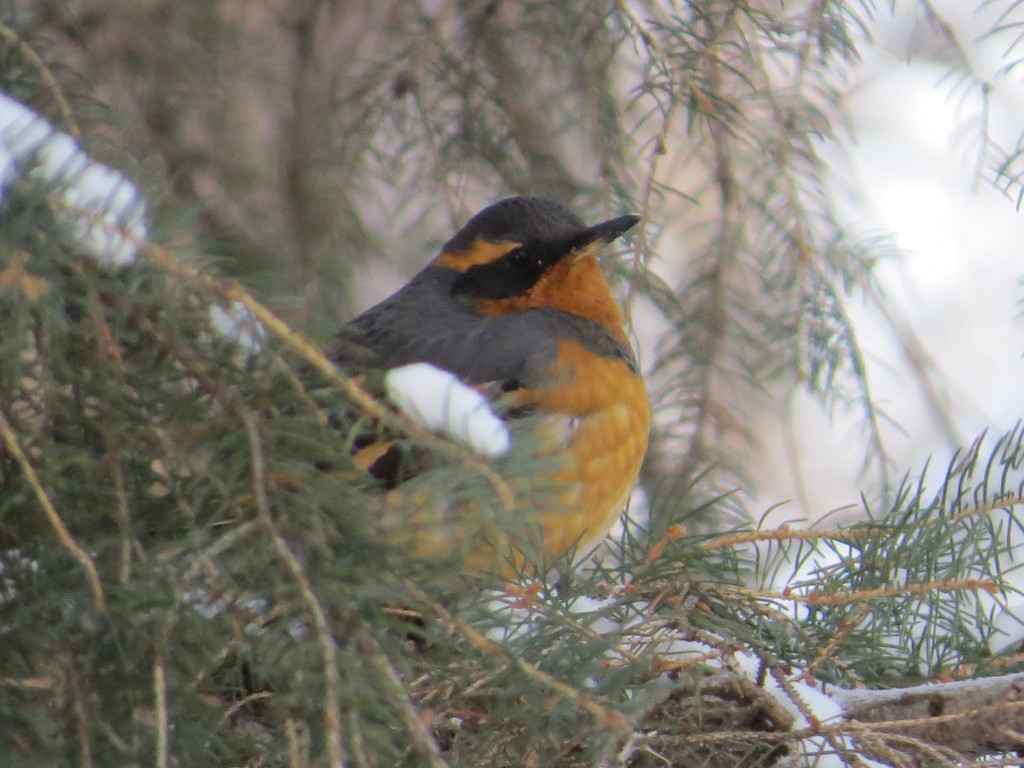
[0,91,147,267]
[385,363,511,458]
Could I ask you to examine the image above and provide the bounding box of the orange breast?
[515,340,650,557]
[376,320,648,573]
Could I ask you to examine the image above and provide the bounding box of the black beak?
[569,214,641,250]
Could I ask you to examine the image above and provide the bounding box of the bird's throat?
[476,253,628,344]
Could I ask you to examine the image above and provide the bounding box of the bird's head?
[433,197,639,340]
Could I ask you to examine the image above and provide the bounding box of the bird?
[330,196,649,572]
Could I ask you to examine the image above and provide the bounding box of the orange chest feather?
[516,340,650,555]
[516,340,646,417]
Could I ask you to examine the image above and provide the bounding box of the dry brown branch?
[835,673,1024,758]
[355,628,451,768]
[0,22,78,135]
[407,581,633,735]
[153,655,168,768]
[796,603,872,683]
[741,578,997,607]
[244,411,347,768]
[229,283,517,508]
[0,406,107,613]
[700,523,881,551]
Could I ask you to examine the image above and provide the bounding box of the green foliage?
[2,1,1024,766]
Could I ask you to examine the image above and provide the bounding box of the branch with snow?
[0,92,146,267]
[833,672,1024,760]
[0,91,514,459]
[385,363,511,459]
[632,655,1024,767]
[628,651,889,768]
[0,91,272,357]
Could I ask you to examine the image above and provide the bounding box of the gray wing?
[331,268,635,389]
[335,307,562,388]
[389,309,636,388]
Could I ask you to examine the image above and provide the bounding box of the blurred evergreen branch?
[2,1,1024,766]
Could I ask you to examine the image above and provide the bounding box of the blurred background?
[7,0,1023,528]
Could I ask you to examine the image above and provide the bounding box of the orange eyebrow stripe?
[432,240,520,271]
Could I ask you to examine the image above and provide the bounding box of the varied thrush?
[331,196,649,571]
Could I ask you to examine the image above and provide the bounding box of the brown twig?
[0,23,80,136]
[109,454,134,584]
[65,657,94,768]
[700,489,1024,555]
[244,411,347,768]
[285,718,310,768]
[145,242,516,510]
[154,655,168,768]
[796,603,871,683]
[0,407,106,612]
[740,578,997,607]
[406,581,631,735]
[354,628,451,768]
[700,523,880,552]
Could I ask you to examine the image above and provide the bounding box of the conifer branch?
[154,656,168,768]
[0,406,106,612]
[742,578,998,606]
[148,244,518,510]
[0,23,78,136]
[244,411,347,768]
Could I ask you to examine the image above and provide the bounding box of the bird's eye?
[506,247,531,269]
